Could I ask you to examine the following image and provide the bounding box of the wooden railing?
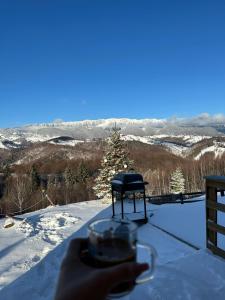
[147,191,205,205]
[205,176,225,259]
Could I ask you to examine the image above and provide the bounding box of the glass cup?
[87,218,157,298]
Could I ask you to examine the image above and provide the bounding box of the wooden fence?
[147,191,205,205]
[205,176,225,259]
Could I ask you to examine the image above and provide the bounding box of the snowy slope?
[122,134,211,145]
[122,134,213,157]
[1,197,225,299]
[194,141,225,160]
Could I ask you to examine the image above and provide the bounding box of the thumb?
[105,262,149,285]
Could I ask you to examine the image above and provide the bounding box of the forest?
[0,139,225,215]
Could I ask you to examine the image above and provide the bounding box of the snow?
[121,134,214,157]
[160,141,189,156]
[121,135,154,144]
[28,118,167,129]
[178,135,211,144]
[49,139,84,146]
[0,201,107,293]
[13,146,46,165]
[26,134,54,143]
[0,141,7,149]
[0,124,220,161]
[122,134,211,146]
[195,142,225,160]
[3,218,15,229]
[150,195,225,250]
[150,196,206,249]
[1,197,225,299]
[0,132,54,149]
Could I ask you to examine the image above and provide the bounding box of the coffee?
[92,238,135,265]
[87,238,136,295]
[86,218,156,297]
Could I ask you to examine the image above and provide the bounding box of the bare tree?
[7,175,32,214]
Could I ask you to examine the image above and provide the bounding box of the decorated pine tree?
[94,127,133,201]
[170,167,185,194]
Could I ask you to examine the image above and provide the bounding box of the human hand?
[55,238,149,300]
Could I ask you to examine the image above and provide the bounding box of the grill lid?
[112,173,147,184]
[112,172,144,184]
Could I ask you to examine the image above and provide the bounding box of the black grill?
[111,173,148,193]
[111,172,148,223]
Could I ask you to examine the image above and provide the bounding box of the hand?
[55,238,149,300]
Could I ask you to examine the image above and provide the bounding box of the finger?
[105,262,149,285]
[64,238,88,264]
[68,238,88,255]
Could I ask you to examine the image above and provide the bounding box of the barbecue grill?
[111,172,148,223]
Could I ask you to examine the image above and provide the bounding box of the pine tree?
[170,167,185,194]
[94,126,133,200]
[64,167,76,186]
[77,162,89,183]
[30,165,40,192]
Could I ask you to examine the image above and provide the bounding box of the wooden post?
[205,176,225,259]
[206,184,217,248]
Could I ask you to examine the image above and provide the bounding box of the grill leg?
[112,189,115,217]
[143,190,147,221]
[121,192,124,219]
[133,193,136,213]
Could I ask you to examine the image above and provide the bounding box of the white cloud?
[170,113,225,126]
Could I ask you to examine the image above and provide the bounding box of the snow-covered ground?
[1,197,225,299]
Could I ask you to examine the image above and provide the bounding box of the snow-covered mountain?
[1,117,225,160]
[0,116,225,144]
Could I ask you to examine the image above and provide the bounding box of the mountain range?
[1,116,225,163]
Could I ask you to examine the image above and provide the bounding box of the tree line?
[0,141,225,215]
[0,162,93,215]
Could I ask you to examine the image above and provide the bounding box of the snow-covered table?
[127,250,225,300]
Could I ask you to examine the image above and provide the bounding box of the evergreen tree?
[170,167,185,194]
[94,127,133,200]
[30,165,40,191]
[77,162,89,183]
[64,167,76,186]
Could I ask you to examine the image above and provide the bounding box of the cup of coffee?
[87,218,157,298]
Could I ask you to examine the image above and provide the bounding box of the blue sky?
[0,0,225,128]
